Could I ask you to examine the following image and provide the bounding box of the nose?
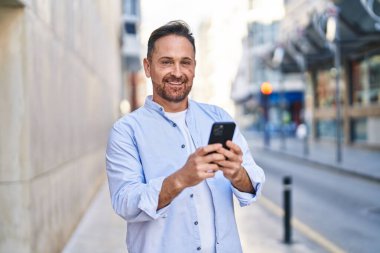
[171,63,182,78]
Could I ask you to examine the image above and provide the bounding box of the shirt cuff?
[137,176,170,219]
[233,166,264,206]
[232,182,262,206]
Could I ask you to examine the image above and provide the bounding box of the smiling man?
[106,20,265,253]
[145,33,194,106]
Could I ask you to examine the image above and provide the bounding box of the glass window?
[317,119,336,140]
[316,69,345,108]
[369,55,380,103]
[352,54,380,106]
[125,22,136,34]
[351,118,367,142]
[124,0,137,15]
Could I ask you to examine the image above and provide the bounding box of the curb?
[256,145,380,183]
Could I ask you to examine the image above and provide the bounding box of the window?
[125,22,136,35]
[124,0,137,15]
[352,54,380,106]
[317,119,337,140]
[351,118,367,142]
[369,55,380,103]
[316,69,345,108]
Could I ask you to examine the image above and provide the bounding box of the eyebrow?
[158,56,194,61]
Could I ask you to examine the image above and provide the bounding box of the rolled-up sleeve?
[232,127,265,206]
[106,121,169,222]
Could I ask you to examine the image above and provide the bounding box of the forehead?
[152,35,195,59]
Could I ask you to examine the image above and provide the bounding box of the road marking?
[259,196,347,253]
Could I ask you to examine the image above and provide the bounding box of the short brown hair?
[147,20,195,60]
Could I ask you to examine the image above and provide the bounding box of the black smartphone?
[208,122,236,149]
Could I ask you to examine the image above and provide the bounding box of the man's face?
[143,35,196,104]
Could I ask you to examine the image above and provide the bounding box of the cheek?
[184,69,195,78]
[152,69,168,79]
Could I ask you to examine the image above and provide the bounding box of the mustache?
[163,74,188,83]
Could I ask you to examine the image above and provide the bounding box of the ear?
[143,58,151,78]
[194,59,196,77]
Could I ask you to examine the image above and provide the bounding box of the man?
[106,20,265,253]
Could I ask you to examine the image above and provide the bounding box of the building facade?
[276,0,380,148]
[233,0,380,149]
[0,1,122,252]
[232,0,304,136]
[120,0,143,113]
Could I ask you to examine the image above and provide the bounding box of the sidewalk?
[62,131,379,253]
[62,182,327,253]
[243,131,380,182]
[62,183,126,253]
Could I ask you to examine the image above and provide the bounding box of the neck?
[152,95,188,112]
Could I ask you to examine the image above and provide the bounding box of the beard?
[154,74,192,103]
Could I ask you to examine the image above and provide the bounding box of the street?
[250,145,380,253]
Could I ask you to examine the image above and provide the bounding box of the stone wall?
[0,1,122,252]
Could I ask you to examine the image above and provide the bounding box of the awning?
[335,0,380,54]
[272,0,380,73]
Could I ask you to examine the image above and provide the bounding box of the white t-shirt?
[165,110,216,253]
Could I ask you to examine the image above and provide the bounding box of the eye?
[161,59,172,65]
[182,60,192,65]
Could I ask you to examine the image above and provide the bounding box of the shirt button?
[190,194,194,198]
[197,247,201,251]
[172,123,177,127]
[181,144,185,148]
[194,221,198,225]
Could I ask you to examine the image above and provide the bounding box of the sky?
[139,0,284,115]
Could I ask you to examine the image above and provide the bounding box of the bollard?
[283,176,292,244]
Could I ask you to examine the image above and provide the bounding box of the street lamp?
[261,81,273,147]
[273,47,286,149]
[326,6,342,163]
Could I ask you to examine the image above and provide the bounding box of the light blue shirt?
[106,96,265,253]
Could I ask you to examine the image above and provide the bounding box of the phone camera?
[213,125,224,136]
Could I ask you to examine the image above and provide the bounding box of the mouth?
[164,79,186,87]
[166,81,184,86]
[163,75,188,86]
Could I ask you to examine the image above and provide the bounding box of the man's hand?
[175,143,226,188]
[157,143,225,210]
[216,140,254,193]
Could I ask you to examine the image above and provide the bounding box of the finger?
[216,147,233,159]
[216,147,241,162]
[196,143,223,156]
[203,152,226,164]
[226,141,243,155]
[204,170,216,178]
[217,160,241,170]
[193,162,219,172]
[198,164,219,178]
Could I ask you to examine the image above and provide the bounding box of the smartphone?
[208,122,236,149]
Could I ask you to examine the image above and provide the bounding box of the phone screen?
[208,122,236,149]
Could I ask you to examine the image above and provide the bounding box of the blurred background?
[1,0,380,253]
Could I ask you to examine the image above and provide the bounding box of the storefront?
[274,0,380,148]
[348,53,380,146]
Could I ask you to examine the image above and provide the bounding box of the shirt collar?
[144,95,165,115]
[144,95,195,116]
